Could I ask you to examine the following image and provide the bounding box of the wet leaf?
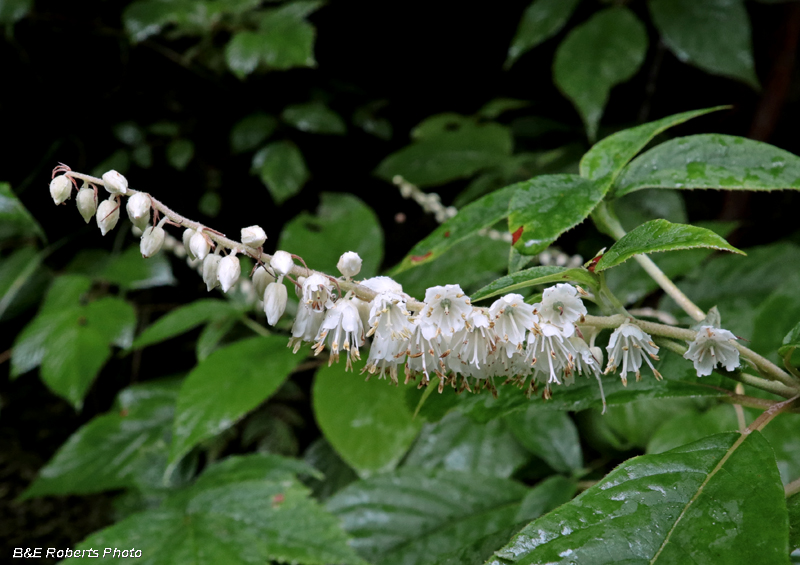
[230,112,278,154]
[505,0,581,68]
[472,266,598,302]
[166,139,194,171]
[0,182,45,243]
[282,101,346,135]
[132,299,238,349]
[505,407,582,474]
[0,245,49,321]
[253,140,310,204]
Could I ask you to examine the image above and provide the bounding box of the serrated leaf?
[508,174,606,256]
[169,336,301,465]
[472,265,597,302]
[595,219,743,272]
[282,101,346,135]
[166,139,194,170]
[403,411,529,478]
[0,182,45,243]
[505,407,582,474]
[132,299,238,349]
[505,0,581,68]
[487,432,788,564]
[278,192,383,278]
[253,140,309,203]
[649,0,759,88]
[230,112,278,154]
[614,134,800,197]
[313,360,421,476]
[375,123,513,187]
[553,7,648,141]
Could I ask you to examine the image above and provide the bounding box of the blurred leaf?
[472,266,598,302]
[253,140,310,203]
[411,112,473,140]
[198,192,221,217]
[278,192,383,277]
[313,359,421,476]
[0,245,49,321]
[505,407,582,474]
[113,121,146,146]
[375,123,513,186]
[230,112,278,154]
[169,336,301,466]
[790,493,800,554]
[225,31,263,76]
[614,188,688,232]
[149,121,181,137]
[75,454,365,565]
[649,0,759,88]
[508,174,605,256]
[282,101,346,135]
[303,438,359,501]
[595,219,743,272]
[102,246,176,290]
[599,397,702,451]
[553,7,648,141]
[131,144,153,169]
[0,0,32,24]
[352,106,392,140]
[403,411,529,478]
[0,182,45,243]
[751,277,800,360]
[91,149,130,177]
[123,0,184,42]
[505,0,581,68]
[195,314,238,361]
[478,98,530,119]
[647,404,739,454]
[132,299,239,349]
[614,134,800,197]
[780,321,800,357]
[760,411,800,485]
[166,139,194,171]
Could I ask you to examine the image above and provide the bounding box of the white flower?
[684,326,740,377]
[289,303,325,352]
[605,322,660,385]
[313,299,365,370]
[489,293,537,347]
[270,250,295,278]
[202,254,222,291]
[526,322,577,385]
[364,292,412,383]
[337,251,362,279]
[361,276,404,294]
[102,170,128,195]
[302,273,334,312]
[126,193,151,230]
[190,231,211,261]
[50,175,72,204]
[96,197,120,236]
[448,309,499,379]
[241,225,267,248]
[217,255,241,293]
[76,187,97,223]
[263,282,288,326]
[405,316,447,383]
[252,265,276,298]
[535,284,586,334]
[183,228,197,260]
[420,284,472,339]
[140,225,165,258]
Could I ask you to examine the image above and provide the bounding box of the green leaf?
[614,134,800,197]
[225,31,263,77]
[75,454,366,565]
[85,296,137,349]
[505,407,582,474]
[477,98,530,119]
[166,139,194,171]
[403,412,529,478]
[282,101,346,135]
[579,106,727,188]
[751,277,800,361]
[759,411,800,486]
[553,7,648,141]
[114,121,145,146]
[326,469,529,565]
[508,174,606,256]
[649,0,759,88]
[472,265,598,302]
[230,112,278,154]
[22,380,181,498]
[101,245,176,290]
[0,182,45,243]
[595,219,743,272]
[304,439,359,501]
[253,140,309,203]
[780,321,800,357]
[375,123,513,187]
[614,187,688,232]
[278,192,383,278]
[505,0,581,68]
[790,493,800,553]
[0,0,32,24]
[132,299,238,349]
[598,397,704,451]
[0,245,49,321]
[169,336,301,465]
[488,432,788,564]
[195,314,238,361]
[313,360,421,476]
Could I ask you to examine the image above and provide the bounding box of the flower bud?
[264,282,288,326]
[217,255,241,293]
[241,225,267,248]
[203,254,222,291]
[590,346,604,367]
[96,197,120,236]
[140,225,166,258]
[76,187,97,223]
[102,170,128,195]
[252,265,276,298]
[126,192,151,230]
[190,231,211,261]
[337,251,362,279]
[270,250,294,278]
[50,175,72,205]
[183,228,197,260]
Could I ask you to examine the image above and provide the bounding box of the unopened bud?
[264,282,288,326]
[337,251,362,279]
[217,255,241,293]
[190,231,211,261]
[96,197,120,236]
[140,225,166,258]
[203,254,222,291]
[126,193,151,230]
[50,175,72,205]
[76,187,97,223]
[253,265,276,298]
[270,250,294,278]
[590,346,604,367]
[183,228,197,260]
[241,225,267,248]
[102,170,128,195]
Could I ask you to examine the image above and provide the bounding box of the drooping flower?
[447,309,499,379]
[263,281,288,326]
[419,284,472,339]
[96,197,120,236]
[140,225,165,258]
[289,303,325,353]
[202,254,222,291]
[76,187,97,223]
[684,326,740,377]
[126,192,151,230]
[182,228,197,260]
[190,231,211,261]
[313,298,365,370]
[605,322,661,385]
[526,322,577,385]
[241,225,267,248]
[217,255,241,292]
[302,273,335,312]
[50,175,72,204]
[270,250,295,278]
[102,170,128,195]
[252,265,275,298]
[534,283,586,336]
[489,293,537,347]
[337,251,362,279]
[406,316,447,383]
